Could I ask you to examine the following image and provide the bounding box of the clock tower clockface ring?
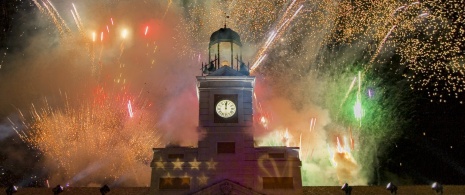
[215,100,236,118]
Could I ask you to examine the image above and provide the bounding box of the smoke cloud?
[0,0,413,187]
[0,0,201,187]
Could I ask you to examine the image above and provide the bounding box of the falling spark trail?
[252,54,267,70]
[70,10,81,32]
[72,3,84,31]
[32,0,45,13]
[418,13,429,18]
[289,5,304,21]
[358,72,361,97]
[336,137,343,153]
[8,117,26,140]
[46,0,70,33]
[284,0,298,15]
[44,0,71,32]
[264,31,277,48]
[393,6,406,15]
[128,100,134,118]
[368,1,421,70]
[163,0,173,19]
[309,117,316,132]
[354,71,363,126]
[369,25,397,66]
[42,2,65,35]
[72,4,83,25]
[250,3,303,71]
[339,76,357,110]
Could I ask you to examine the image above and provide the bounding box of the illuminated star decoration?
[197,174,209,185]
[206,158,217,170]
[189,158,201,170]
[154,157,166,170]
[172,159,184,170]
[181,173,191,186]
[163,173,173,185]
[155,161,166,170]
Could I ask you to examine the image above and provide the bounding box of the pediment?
[190,179,263,195]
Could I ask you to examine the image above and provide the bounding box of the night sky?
[1,0,465,187]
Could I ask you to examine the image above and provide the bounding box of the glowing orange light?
[121,29,128,39]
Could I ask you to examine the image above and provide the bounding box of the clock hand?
[225,101,227,109]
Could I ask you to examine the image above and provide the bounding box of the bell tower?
[150,27,302,195]
[196,26,257,187]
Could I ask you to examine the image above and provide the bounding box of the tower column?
[217,42,220,69]
[231,41,234,69]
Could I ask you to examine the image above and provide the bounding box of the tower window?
[159,177,190,190]
[217,142,235,154]
[268,153,285,159]
[263,177,293,189]
[168,154,184,160]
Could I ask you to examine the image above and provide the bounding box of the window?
[263,177,293,189]
[168,154,184,160]
[159,177,190,190]
[217,142,235,154]
[268,153,285,159]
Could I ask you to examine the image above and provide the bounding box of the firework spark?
[127,100,134,118]
[13,89,161,186]
[5,0,462,187]
[250,3,304,71]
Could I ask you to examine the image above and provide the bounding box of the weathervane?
[224,12,229,28]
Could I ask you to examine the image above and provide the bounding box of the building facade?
[150,27,302,195]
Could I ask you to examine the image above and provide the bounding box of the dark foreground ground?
[1,185,464,195]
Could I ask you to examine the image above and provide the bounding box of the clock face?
[215,100,236,118]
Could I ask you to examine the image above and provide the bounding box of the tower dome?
[206,27,244,73]
[209,27,242,47]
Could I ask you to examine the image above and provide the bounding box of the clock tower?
[150,27,302,195]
